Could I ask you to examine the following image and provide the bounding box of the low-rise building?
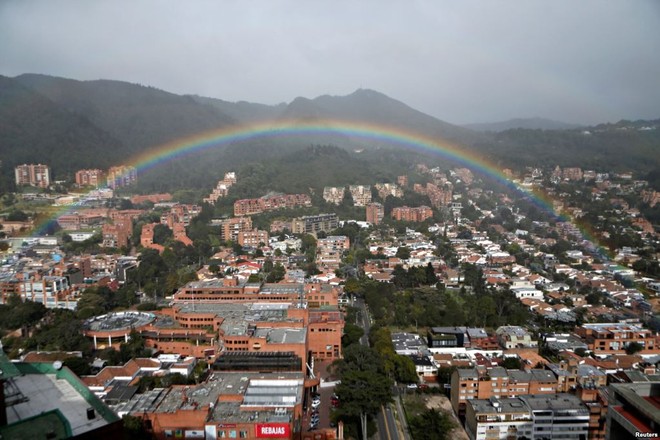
[575,323,659,356]
[495,326,537,349]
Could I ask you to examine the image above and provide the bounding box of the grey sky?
[1,0,659,125]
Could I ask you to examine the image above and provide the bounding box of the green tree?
[266,263,286,283]
[342,323,365,348]
[396,247,411,260]
[334,345,393,440]
[122,415,151,440]
[408,409,454,440]
[625,341,644,355]
[501,357,522,370]
[63,357,91,376]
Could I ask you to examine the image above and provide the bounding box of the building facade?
[366,202,384,225]
[107,165,137,189]
[15,163,50,188]
[75,169,106,187]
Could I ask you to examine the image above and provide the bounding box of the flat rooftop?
[469,397,530,415]
[175,303,302,337]
[253,327,306,344]
[4,363,119,437]
[523,393,589,413]
[84,311,156,332]
[112,372,304,420]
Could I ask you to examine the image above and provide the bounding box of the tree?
[122,415,151,440]
[501,357,522,370]
[395,246,411,260]
[408,409,454,440]
[625,341,643,355]
[63,357,91,376]
[342,323,364,348]
[266,263,286,283]
[334,345,393,440]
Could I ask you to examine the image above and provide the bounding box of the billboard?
[255,423,290,438]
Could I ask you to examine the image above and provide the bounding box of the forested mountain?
[0,76,125,180]
[189,95,286,124]
[474,120,660,173]
[13,74,236,152]
[1,73,658,194]
[282,89,482,145]
[465,117,583,132]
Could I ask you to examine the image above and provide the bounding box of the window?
[229,430,237,438]
[239,431,248,438]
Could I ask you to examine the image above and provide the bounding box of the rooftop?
[2,362,119,438]
[522,393,589,413]
[83,311,156,332]
[468,397,530,415]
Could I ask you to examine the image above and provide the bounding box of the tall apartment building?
[234,193,311,216]
[218,217,253,242]
[374,183,403,199]
[451,367,558,417]
[102,215,133,248]
[397,175,408,187]
[290,213,338,236]
[237,229,269,247]
[391,205,433,222]
[348,185,372,206]
[75,168,105,187]
[323,186,345,205]
[106,165,137,189]
[204,172,237,205]
[366,202,384,225]
[14,163,50,188]
[316,236,350,271]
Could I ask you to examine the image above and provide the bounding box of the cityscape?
[1,2,659,440]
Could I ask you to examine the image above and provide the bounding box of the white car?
[311,398,321,409]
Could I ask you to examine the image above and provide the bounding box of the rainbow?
[33,118,610,258]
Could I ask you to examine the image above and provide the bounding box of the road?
[354,298,408,440]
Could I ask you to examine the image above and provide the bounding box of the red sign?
[256,423,290,438]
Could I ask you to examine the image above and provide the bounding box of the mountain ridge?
[465,117,583,132]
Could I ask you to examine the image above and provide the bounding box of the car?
[310,415,320,423]
[311,399,321,409]
[406,383,418,389]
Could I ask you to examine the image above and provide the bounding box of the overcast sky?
[1,1,659,125]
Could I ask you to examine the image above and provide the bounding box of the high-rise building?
[106,165,137,189]
[75,169,105,187]
[290,213,338,236]
[366,202,384,225]
[14,163,50,188]
[391,206,433,222]
[348,185,372,206]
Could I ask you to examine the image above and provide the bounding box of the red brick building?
[391,205,433,222]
